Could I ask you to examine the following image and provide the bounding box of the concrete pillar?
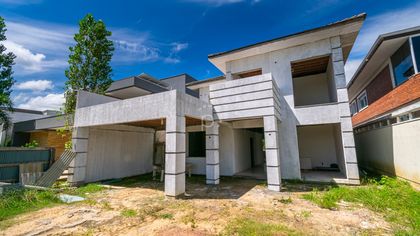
[164,115,186,197]
[206,122,220,184]
[331,36,360,184]
[68,127,89,186]
[263,115,281,191]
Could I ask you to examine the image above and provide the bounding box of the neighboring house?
[12,114,71,160]
[0,108,53,146]
[69,14,365,197]
[348,27,420,186]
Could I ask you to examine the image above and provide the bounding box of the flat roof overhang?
[106,75,169,99]
[208,13,366,73]
[13,114,70,133]
[74,90,213,129]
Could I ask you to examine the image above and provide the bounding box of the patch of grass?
[101,201,113,210]
[111,174,154,187]
[299,210,312,219]
[181,210,197,228]
[158,213,174,219]
[64,183,106,197]
[121,208,137,217]
[221,218,301,236]
[0,189,61,221]
[303,176,420,235]
[278,196,293,204]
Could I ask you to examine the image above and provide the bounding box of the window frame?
[410,35,420,74]
[356,90,368,111]
[390,40,415,87]
[350,100,358,116]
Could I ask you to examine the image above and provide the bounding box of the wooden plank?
[34,150,76,188]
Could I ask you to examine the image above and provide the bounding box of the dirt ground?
[1,176,392,236]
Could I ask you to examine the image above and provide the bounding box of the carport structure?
[69,90,214,197]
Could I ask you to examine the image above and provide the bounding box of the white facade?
[71,15,365,196]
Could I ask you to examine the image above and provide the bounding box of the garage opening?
[297,124,346,182]
[291,55,337,107]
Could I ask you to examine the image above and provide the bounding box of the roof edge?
[208,13,366,59]
[347,25,420,89]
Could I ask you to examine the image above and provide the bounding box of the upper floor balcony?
[209,73,281,121]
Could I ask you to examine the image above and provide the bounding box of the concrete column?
[164,115,186,197]
[68,127,89,186]
[206,122,220,184]
[331,36,360,184]
[263,115,281,191]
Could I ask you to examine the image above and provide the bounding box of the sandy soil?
[1,177,392,236]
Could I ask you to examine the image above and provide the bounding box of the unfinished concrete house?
[69,14,365,196]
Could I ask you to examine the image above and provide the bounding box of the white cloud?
[3,41,45,72]
[171,42,189,53]
[15,80,54,91]
[113,39,160,63]
[4,17,189,72]
[3,19,73,74]
[345,2,420,82]
[17,93,64,111]
[3,41,65,73]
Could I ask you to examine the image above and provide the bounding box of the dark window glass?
[391,41,414,86]
[412,110,420,119]
[188,131,205,157]
[412,36,420,73]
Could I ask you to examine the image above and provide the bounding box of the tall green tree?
[64,14,114,115]
[0,16,16,130]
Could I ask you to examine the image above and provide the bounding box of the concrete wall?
[220,36,357,181]
[293,73,331,106]
[355,119,420,184]
[297,124,342,169]
[232,129,264,174]
[219,124,235,176]
[209,73,280,121]
[85,126,154,182]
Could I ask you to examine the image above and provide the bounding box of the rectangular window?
[391,40,415,86]
[350,101,358,116]
[412,109,420,119]
[357,91,368,111]
[412,36,420,73]
[188,131,205,157]
[398,114,410,122]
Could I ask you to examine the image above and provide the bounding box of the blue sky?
[1,0,420,110]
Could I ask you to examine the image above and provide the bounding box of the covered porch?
[70,90,216,197]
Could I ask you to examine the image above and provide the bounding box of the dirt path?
[1,178,392,235]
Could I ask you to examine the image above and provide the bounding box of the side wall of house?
[355,118,420,185]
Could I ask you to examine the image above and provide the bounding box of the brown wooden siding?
[30,131,70,161]
[365,66,393,104]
